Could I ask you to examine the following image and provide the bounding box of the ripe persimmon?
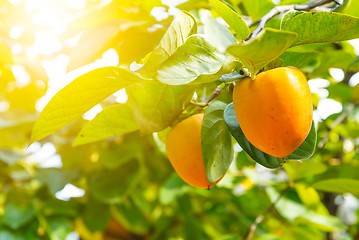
[233,67,313,158]
[165,114,220,189]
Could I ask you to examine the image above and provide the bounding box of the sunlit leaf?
[242,0,275,21]
[30,67,145,144]
[209,0,250,41]
[312,178,359,195]
[156,35,239,85]
[201,101,233,184]
[127,81,195,133]
[227,28,297,77]
[46,217,72,240]
[201,10,237,51]
[281,12,359,46]
[73,103,138,146]
[280,51,321,69]
[140,11,197,76]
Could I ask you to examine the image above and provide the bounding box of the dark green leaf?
[89,160,141,203]
[201,101,234,184]
[280,51,321,69]
[37,168,80,195]
[82,198,111,232]
[160,173,190,205]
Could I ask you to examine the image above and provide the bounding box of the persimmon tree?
[1,0,359,239]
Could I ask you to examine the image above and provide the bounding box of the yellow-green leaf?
[73,103,138,146]
[30,67,145,144]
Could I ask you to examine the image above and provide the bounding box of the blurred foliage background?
[0,0,359,239]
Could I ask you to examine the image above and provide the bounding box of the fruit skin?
[232,67,313,158]
[165,114,215,189]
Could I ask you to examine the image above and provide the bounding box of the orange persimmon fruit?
[233,66,313,158]
[165,114,221,189]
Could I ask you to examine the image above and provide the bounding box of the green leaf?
[140,11,197,76]
[37,168,80,195]
[224,102,283,168]
[30,67,145,143]
[127,81,196,133]
[201,101,234,184]
[73,103,138,146]
[286,121,317,160]
[312,178,359,195]
[267,188,346,232]
[201,10,236,52]
[89,159,141,203]
[242,0,275,21]
[82,198,111,232]
[160,174,189,205]
[224,103,316,168]
[264,58,284,71]
[347,56,359,72]
[281,12,359,46]
[156,35,239,85]
[3,203,34,230]
[111,198,150,235]
[209,0,250,41]
[283,161,327,181]
[280,51,321,69]
[227,28,297,77]
[46,217,71,240]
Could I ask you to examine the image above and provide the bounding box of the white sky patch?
[65,0,85,10]
[26,142,63,168]
[12,44,22,55]
[349,72,359,87]
[151,7,169,21]
[349,39,359,55]
[114,89,128,103]
[31,0,66,33]
[162,0,187,7]
[55,183,85,201]
[317,98,343,120]
[0,101,10,112]
[308,78,330,98]
[66,232,80,240]
[11,65,31,88]
[9,26,24,39]
[82,104,103,120]
[329,68,344,82]
[32,30,63,55]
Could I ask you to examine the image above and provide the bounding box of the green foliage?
[2,0,359,239]
[227,28,298,77]
[201,101,234,184]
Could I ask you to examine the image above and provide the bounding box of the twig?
[246,0,338,41]
[191,87,222,107]
[317,103,356,150]
[245,186,291,240]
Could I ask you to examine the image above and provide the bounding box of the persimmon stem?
[246,0,340,41]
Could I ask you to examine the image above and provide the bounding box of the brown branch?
[246,0,338,41]
[245,186,291,240]
[191,87,222,107]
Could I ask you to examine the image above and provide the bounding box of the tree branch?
[246,0,339,41]
[317,103,356,150]
[245,186,291,240]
